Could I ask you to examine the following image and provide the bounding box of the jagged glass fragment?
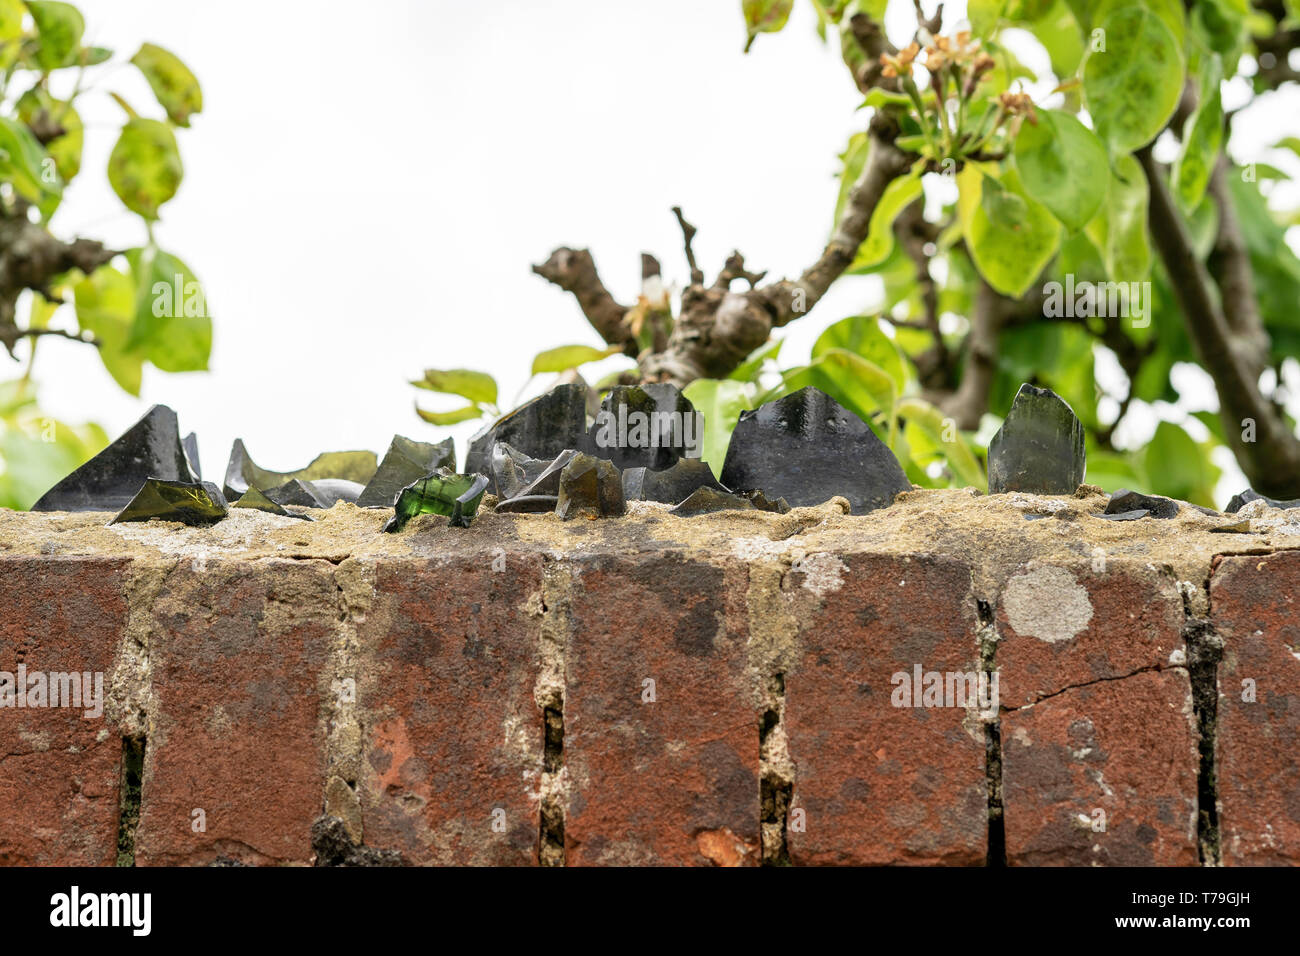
[383,471,489,532]
[32,404,196,512]
[621,458,725,505]
[357,436,455,508]
[1226,489,1300,513]
[266,478,364,508]
[670,487,757,516]
[465,384,590,477]
[987,384,1085,495]
[223,439,377,500]
[110,478,228,526]
[1105,488,1178,519]
[721,386,910,514]
[555,453,624,520]
[233,487,312,520]
[588,384,700,470]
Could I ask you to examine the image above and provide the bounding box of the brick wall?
[1,487,1297,866]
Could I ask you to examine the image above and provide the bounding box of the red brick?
[1211,551,1300,865]
[563,554,760,866]
[1002,669,1199,865]
[996,562,1184,709]
[135,559,335,865]
[0,557,129,865]
[358,555,544,865]
[785,553,987,865]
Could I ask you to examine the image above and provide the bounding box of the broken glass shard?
[1097,509,1150,521]
[222,439,377,501]
[555,453,625,520]
[738,489,790,514]
[720,386,910,514]
[670,487,757,516]
[383,472,489,532]
[1210,519,1254,534]
[265,478,364,508]
[233,487,311,520]
[492,444,577,500]
[356,435,455,508]
[494,494,559,514]
[182,432,201,481]
[32,404,196,512]
[1105,488,1178,519]
[588,384,701,470]
[465,384,590,477]
[1225,489,1300,513]
[987,384,1085,495]
[110,479,228,526]
[621,458,726,505]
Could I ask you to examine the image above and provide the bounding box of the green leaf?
[896,397,986,490]
[847,165,923,271]
[1027,0,1084,79]
[26,1,84,69]
[1085,152,1151,281]
[415,403,485,426]
[123,247,212,372]
[833,132,870,229]
[108,118,182,220]
[73,264,145,395]
[1140,420,1219,506]
[17,88,82,185]
[131,43,202,127]
[530,344,621,375]
[970,0,1009,38]
[0,0,24,40]
[742,0,793,51]
[812,314,909,394]
[1013,109,1108,233]
[1172,54,1223,212]
[412,368,498,406]
[0,115,60,204]
[958,164,1062,297]
[682,378,753,478]
[1083,3,1185,153]
[728,338,782,382]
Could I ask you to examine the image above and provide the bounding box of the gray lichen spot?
[1002,565,1093,644]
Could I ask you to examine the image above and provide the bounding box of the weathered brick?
[357,555,544,865]
[135,559,336,865]
[0,557,129,865]
[563,554,760,866]
[1211,551,1300,865]
[1002,670,1199,865]
[996,562,1198,865]
[996,562,1185,709]
[785,553,987,865]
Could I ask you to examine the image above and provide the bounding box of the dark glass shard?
[356,435,455,508]
[1225,488,1300,513]
[493,444,577,500]
[494,494,559,514]
[670,487,757,516]
[1105,488,1179,519]
[621,458,726,505]
[464,384,590,477]
[555,453,625,520]
[738,489,791,514]
[222,439,377,501]
[110,479,228,526]
[182,432,201,481]
[720,386,910,514]
[987,384,1085,495]
[32,404,196,512]
[588,384,701,470]
[383,471,489,532]
[232,487,312,520]
[265,478,364,508]
[1097,509,1150,521]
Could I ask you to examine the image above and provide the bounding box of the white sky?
[16,0,1300,504]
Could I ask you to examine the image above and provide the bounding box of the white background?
[17,0,1300,504]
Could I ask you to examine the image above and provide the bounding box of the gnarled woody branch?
[532,120,911,387]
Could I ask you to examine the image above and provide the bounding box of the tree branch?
[1138,145,1300,497]
[531,247,637,356]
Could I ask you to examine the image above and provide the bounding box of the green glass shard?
[233,487,312,521]
[223,439,378,500]
[110,478,229,526]
[382,471,489,532]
